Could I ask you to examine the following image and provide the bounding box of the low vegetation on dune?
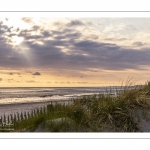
[1,80,150,132]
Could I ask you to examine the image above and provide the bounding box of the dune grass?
[1,80,150,132]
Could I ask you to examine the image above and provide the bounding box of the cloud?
[17,26,150,71]
[0,78,2,81]
[88,69,99,72]
[104,38,127,41]
[67,20,85,27]
[104,23,137,33]
[132,41,146,47]
[32,72,41,75]
[1,18,150,73]
[5,72,20,75]
[0,21,30,68]
[22,18,33,24]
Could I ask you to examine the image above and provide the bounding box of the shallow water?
[0,87,119,117]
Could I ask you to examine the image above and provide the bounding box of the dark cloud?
[52,22,62,26]
[32,72,41,75]
[2,72,21,75]
[1,19,150,72]
[22,33,150,71]
[0,22,31,68]
[132,41,145,47]
[19,26,42,40]
[42,31,51,37]
[67,20,85,27]
[16,28,20,32]
[0,78,2,81]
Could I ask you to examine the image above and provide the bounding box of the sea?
[0,87,121,118]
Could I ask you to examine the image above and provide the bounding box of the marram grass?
[1,80,150,132]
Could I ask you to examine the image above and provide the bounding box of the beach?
[0,87,108,117]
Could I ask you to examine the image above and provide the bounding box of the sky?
[0,17,150,87]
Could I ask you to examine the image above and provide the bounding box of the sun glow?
[11,36,24,45]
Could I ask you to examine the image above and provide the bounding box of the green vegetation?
[1,80,150,132]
